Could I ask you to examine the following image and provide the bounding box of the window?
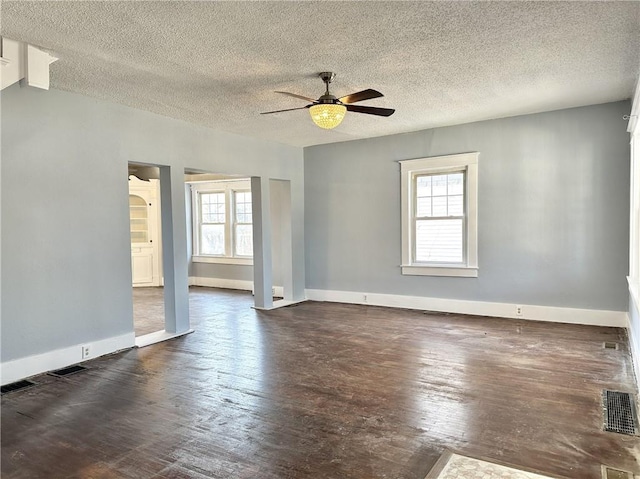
[191,180,253,264]
[400,152,478,277]
[199,192,226,255]
[234,191,253,257]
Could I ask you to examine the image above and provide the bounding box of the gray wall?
[304,102,630,311]
[1,84,304,363]
[190,262,254,282]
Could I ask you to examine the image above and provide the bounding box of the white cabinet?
[129,176,161,287]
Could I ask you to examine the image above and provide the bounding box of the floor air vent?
[604,390,638,435]
[1,379,36,395]
[49,365,87,377]
[423,310,452,316]
[602,465,633,479]
[603,342,619,350]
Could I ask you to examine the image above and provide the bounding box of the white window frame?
[400,152,479,277]
[190,179,253,265]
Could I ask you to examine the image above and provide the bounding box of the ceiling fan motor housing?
[318,94,340,104]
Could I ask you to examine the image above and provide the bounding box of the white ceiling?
[2,1,639,148]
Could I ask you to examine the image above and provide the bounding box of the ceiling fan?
[261,72,395,129]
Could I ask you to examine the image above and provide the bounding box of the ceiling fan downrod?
[318,72,338,104]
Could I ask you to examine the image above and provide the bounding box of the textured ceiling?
[1,1,639,147]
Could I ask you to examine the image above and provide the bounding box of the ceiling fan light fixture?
[309,103,346,129]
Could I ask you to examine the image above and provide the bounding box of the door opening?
[128,164,165,338]
[128,163,192,347]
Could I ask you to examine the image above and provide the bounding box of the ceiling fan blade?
[346,104,395,117]
[275,91,317,102]
[260,106,311,115]
[339,89,384,104]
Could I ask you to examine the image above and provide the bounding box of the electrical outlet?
[515,305,523,317]
[82,345,90,359]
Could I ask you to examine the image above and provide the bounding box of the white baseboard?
[254,298,308,311]
[190,276,284,297]
[304,289,628,328]
[1,332,135,386]
[135,329,194,348]
[627,298,640,393]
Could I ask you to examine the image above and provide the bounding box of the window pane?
[447,173,464,195]
[432,174,448,196]
[432,196,447,216]
[417,197,432,217]
[237,209,252,223]
[415,218,463,263]
[235,191,252,224]
[200,224,225,255]
[416,176,431,197]
[235,224,253,256]
[201,193,225,223]
[448,195,464,216]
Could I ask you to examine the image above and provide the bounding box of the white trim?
[305,289,627,327]
[401,265,478,277]
[0,332,135,386]
[628,71,640,389]
[399,153,478,171]
[400,152,479,276]
[190,276,283,297]
[254,298,308,311]
[26,44,57,90]
[135,329,194,348]
[192,255,253,266]
[629,276,640,312]
[627,311,640,395]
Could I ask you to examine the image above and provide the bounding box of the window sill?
[192,256,253,266]
[401,264,478,277]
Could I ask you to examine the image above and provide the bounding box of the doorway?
[186,170,258,298]
[128,163,192,347]
[128,164,165,338]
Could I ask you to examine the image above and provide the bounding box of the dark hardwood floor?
[133,286,165,336]
[2,286,638,478]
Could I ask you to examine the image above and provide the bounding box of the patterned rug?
[425,452,559,479]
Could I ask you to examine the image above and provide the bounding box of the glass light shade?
[309,104,347,129]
